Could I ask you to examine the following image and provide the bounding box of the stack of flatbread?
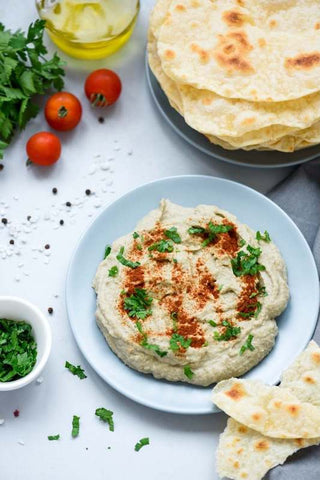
[148,0,320,152]
[212,341,320,480]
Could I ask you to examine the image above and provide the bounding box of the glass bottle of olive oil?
[36,0,140,59]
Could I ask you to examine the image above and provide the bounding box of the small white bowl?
[0,296,52,391]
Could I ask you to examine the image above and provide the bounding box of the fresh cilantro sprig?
[116,247,140,269]
[231,245,266,277]
[164,227,181,244]
[65,361,87,379]
[135,437,150,451]
[0,20,65,159]
[95,408,114,432]
[214,321,241,341]
[256,231,271,243]
[188,222,233,247]
[240,334,255,355]
[169,333,191,352]
[0,318,37,382]
[148,239,174,253]
[124,288,153,320]
[72,415,80,438]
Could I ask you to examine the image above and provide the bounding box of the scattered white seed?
[18,440,25,446]
[88,165,96,175]
[18,263,24,268]
[36,376,43,385]
[15,275,21,282]
[128,150,133,156]
[0,419,4,425]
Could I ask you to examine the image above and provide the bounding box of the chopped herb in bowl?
[0,318,37,382]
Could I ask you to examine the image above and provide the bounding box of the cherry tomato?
[26,132,61,166]
[84,69,122,107]
[45,92,82,131]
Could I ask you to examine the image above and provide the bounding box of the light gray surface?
[0,1,318,480]
[268,159,320,479]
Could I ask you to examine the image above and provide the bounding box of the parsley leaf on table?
[0,20,65,159]
[135,437,150,451]
[48,434,60,441]
[71,416,80,438]
[65,361,87,379]
[95,408,114,432]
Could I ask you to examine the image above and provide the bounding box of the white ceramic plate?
[66,176,319,414]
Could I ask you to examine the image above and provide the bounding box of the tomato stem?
[91,93,107,108]
[58,106,68,118]
[26,158,33,166]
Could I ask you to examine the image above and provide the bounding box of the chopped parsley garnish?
[135,321,144,336]
[184,365,194,379]
[164,227,181,244]
[188,226,206,234]
[173,258,178,263]
[249,285,267,298]
[72,415,80,438]
[256,230,271,243]
[141,339,167,357]
[240,334,255,355]
[135,322,167,357]
[104,245,111,259]
[135,437,150,451]
[208,320,217,327]
[95,408,114,432]
[231,245,266,277]
[171,312,178,332]
[214,321,241,341]
[148,239,174,253]
[169,333,191,352]
[238,302,262,319]
[65,361,87,379]
[188,222,233,247]
[124,288,153,320]
[239,238,246,247]
[0,318,37,382]
[48,434,60,441]
[108,266,118,277]
[116,247,140,269]
[133,232,139,239]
